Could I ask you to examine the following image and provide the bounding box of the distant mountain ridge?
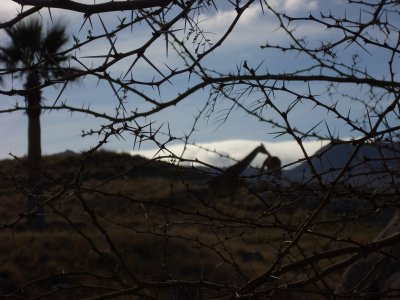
[3,143,399,189]
[283,142,400,187]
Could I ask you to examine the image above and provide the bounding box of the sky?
[0,0,396,169]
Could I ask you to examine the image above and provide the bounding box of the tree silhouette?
[0,18,71,230]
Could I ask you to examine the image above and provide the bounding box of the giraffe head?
[258,143,269,156]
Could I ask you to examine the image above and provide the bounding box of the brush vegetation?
[0,150,389,299]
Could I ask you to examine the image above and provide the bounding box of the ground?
[0,151,389,299]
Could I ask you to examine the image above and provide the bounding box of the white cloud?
[125,139,329,169]
[269,0,318,14]
[188,2,324,54]
[195,4,267,48]
[0,1,21,21]
[284,0,318,13]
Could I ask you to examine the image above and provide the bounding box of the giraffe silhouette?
[260,149,282,178]
[208,144,268,201]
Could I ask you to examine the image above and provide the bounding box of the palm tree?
[0,18,72,231]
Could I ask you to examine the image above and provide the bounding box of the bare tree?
[0,0,399,299]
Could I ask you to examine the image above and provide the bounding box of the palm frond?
[0,18,74,82]
[0,19,42,68]
[43,21,69,57]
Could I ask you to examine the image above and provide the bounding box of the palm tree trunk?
[25,72,45,231]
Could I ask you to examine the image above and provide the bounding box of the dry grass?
[0,151,393,299]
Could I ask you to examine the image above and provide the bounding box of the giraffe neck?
[225,147,262,176]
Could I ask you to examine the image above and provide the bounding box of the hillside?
[284,142,400,187]
[0,150,296,299]
[0,147,398,299]
[0,150,210,187]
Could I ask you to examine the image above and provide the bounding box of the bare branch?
[12,0,172,15]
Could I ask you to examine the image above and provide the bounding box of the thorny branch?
[0,0,399,299]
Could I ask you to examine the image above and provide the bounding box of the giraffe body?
[261,155,282,177]
[208,144,268,201]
